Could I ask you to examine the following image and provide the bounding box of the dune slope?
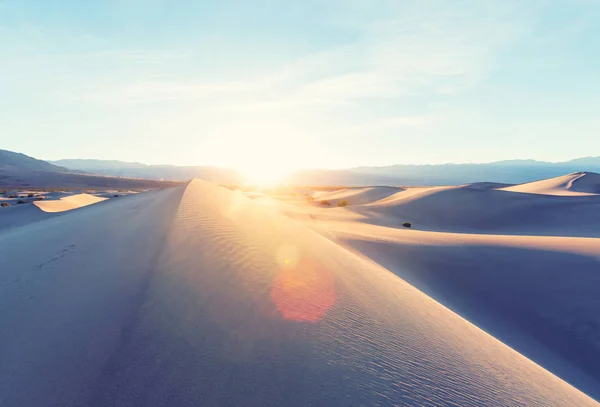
[34,193,108,213]
[0,180,597,406]
[501,172,600,196]
[0,203,60,231]
[346,185,600,237]
[0,193,113,232]
[317,221,600,400]
[312,186,402,206]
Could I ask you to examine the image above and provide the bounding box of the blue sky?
[1,0,599,170]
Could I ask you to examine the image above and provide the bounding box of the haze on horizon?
[1,0,599,174]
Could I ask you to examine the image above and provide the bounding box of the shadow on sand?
[347,186,600,238]
[342,238,600,401]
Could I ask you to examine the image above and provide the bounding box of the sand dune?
[0,179,597,406]
[312,186,402,206]
[270,173,600,401]
[311,221,600,400]
[334,184,600,237]
[33,193,108,213]
[0,202,61,231]
[0,191,131,232]
[501,172,600,196]
[461,181,513,190]
[89,190,140,199]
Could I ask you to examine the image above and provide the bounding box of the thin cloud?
[58,1,531,110]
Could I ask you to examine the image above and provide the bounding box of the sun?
[240,165,289,187]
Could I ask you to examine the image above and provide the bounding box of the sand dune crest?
[501,172,600,196]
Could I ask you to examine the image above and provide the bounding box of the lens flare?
[271,258,335,322]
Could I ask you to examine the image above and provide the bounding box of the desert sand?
[290,173,600,238]
[0,177,599,406]
[0,190,137,231]
[311,186,403,206]
[501,172,600,196]
[33,193,108,213]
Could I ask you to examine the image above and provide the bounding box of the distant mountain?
[564,157,600,166]
[345,157,600,186]
[0,149,69,172]
[51,159,148,171]
[0,151,181,189]
[50,159,243,184]
[50,156,600,186]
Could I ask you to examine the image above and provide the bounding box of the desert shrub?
[402,222,412,228]
[320,200,331,206]
[34,197,45,201]
[16,200,26,204]
[337,200,349,207]
[27,193,34,197]
[1,202,10,207]
[113,194,119,197]
[8,195,18,198]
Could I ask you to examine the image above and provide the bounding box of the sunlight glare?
[241,164,288,186]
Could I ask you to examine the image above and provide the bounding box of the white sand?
[0,203,59,231]
[501,172,600,196]
[0,179,598,406]
[1,191,120,232]
[33,193,108,213]
[305,221,600,400]
[274,176,600,401]
[299,183,600,237]
[312,186,402,206]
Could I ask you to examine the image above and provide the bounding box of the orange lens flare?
[271,258,335,322]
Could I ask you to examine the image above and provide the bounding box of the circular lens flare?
[271,258,335,322]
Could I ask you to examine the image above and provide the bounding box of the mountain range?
[1,150,69,173]
[52,156,600,186]
[3,148,600,187]
[50,158,243,185]
[0,149,181,189]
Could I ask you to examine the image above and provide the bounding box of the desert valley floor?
[1,173,600,406]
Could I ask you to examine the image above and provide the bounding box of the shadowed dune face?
[338,235,600,400]
[0,192,129,232]
[311,186,403,207]
[0,202,61,231]
[347,186,600,237]
[462,181,513,190]
[272,176,600,401]
[0,179,598,406]
[295,178,600,238]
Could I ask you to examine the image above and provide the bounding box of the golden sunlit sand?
[33,193,108,213]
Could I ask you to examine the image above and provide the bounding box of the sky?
[1,0,599,172]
